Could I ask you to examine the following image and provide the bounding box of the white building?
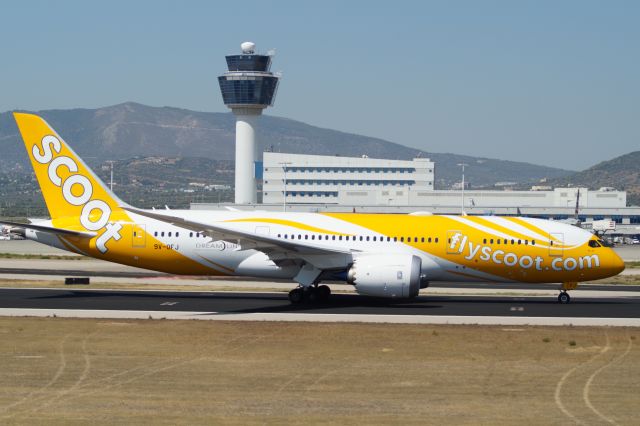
[413,187,626,209]
[262,152,626,209]
[263,152,435,205]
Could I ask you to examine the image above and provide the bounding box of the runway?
[1,287,639,326]
[0,241,638,325]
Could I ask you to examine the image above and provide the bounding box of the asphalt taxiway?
[1,287,639,326]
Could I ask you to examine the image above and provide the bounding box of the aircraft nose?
[609,249,625,275]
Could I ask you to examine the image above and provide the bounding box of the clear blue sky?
[1,0,638,170]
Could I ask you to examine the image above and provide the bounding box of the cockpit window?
[588,240,602,248]
[599,238,614,247]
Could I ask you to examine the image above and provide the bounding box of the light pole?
[279,162,292,212]
[457,163,468,215]
[106,161,114,191]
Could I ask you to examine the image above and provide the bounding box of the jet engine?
[346,254,426,298]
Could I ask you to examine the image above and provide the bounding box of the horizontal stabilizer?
[0,220,97,238]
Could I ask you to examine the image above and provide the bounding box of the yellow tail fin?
[13,112,127,253]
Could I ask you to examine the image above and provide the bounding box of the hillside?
[550,151,640,206]
[0,102,572,187]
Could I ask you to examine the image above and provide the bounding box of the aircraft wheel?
[305,286,318,303]
[558,291,571,304]
[288,288,304,304]
[316,285,331,302]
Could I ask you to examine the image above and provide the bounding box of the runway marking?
[160,302,178,306]
[0,334,70,418]
[582,333,633,425]
[509,307,524,312]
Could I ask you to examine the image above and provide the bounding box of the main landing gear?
[288,284,331,304]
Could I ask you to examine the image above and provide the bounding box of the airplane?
[1,113,626,304]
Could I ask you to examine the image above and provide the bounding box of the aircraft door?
[255,226,270,237]
[132,224,147,248]
[549,233,563,257]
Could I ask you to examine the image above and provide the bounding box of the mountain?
[549,151,640,206]
[0,102,571,187]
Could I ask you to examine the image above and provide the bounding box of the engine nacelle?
[347,254,423,298]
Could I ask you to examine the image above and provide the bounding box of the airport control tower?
[218,41,280,204]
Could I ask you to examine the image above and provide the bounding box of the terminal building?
[262,152,626,208]
[262,152,435,205]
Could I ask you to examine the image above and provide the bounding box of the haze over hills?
[549,151,640,206]
[0,102,572,188]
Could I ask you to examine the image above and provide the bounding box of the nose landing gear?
[557,291,571,304]
[557,282,578,304]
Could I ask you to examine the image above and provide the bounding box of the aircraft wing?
[0,220,97,238]
[123,207,352,256]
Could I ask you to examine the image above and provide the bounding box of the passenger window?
[154,232,158,237]
[176,232,179,237]
[531,240,535,246]
[421,237,424,243]
[435,238,439,243]
[401,237,404,242]
[428,237,432,243]
[511,239,515,245]
[483,239,487,244]
[161,232,165,237]
[490,239,494,244]
[168,232,172,237]
[189,232,193,237]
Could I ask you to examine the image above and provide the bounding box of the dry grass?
[0,318,637,425]
[0,253,85,260]
[588,275,640,285]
